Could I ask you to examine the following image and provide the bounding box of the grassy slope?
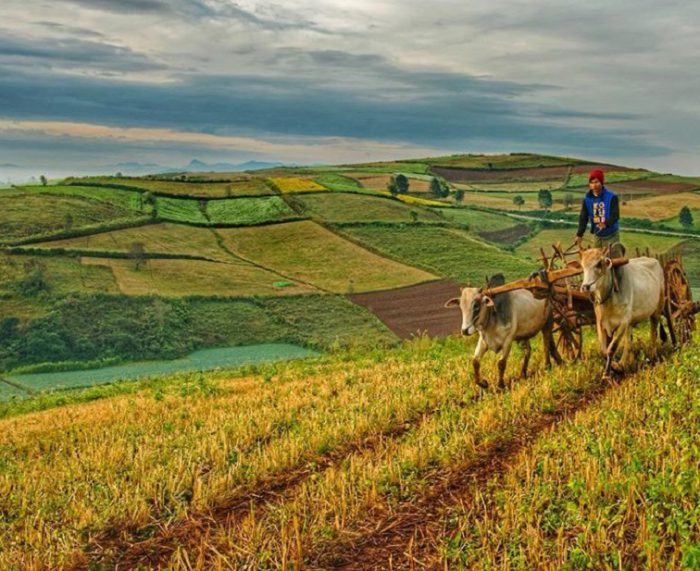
[216,221,437,293]
[71,177,272,197]
[2,333,697,569]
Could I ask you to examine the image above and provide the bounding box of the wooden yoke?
[483,258,629,298]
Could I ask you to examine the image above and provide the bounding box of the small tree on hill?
[679,206,694,228]
[39,175,47,186]
[395,174,409,194]
[429,177,450,198]
[129,242,146,271]
[454,188,465,203]
[538,189,553,210]
[513,195,525,210]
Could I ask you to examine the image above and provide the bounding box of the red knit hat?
[588,169,605,184]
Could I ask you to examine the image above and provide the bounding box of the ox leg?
[519,339,532,379]
[472,336,489,389]
[605,326,626,376]
[649,314,659,361]
[497,340,514,389]
[542,316,563,367]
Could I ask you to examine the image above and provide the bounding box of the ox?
[580,246,666,375]
[445,275,562,389]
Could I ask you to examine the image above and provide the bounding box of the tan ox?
[445,274,562,389]
[580,246,666,375]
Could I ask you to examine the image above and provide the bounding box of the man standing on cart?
[573,169,624,258]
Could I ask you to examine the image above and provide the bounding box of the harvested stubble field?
[216,221,437,293]
[269,177,326,193]
[80,256,316,296]
[2,333,696,570]
[620,192,700,221]
[611,178,700,194]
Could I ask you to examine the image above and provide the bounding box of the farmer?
[573,169,624,258]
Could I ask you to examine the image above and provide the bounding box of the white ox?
[445,275,562,389]
[580,246,666,375]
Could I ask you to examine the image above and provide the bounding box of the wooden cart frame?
[482,243,699,360]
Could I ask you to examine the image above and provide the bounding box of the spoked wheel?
[552,304,583,360]
[664,260,698,346]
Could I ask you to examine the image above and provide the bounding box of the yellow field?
[621,191,700,220]
[269,177,326,193]
[81,257,317,296]
[33,223,232,261]
[216,220,436,293]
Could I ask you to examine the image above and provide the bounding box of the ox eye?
[596,260,603,268]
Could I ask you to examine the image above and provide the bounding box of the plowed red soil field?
[612,179,700,194]
[348,279,460,339]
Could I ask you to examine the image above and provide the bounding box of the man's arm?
[576,200,588,237]
[605,195,619,228]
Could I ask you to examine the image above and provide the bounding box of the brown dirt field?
[621,192,700,220]
[431,164,635,183]
[479,223,531,245]
[348,279,461,339]
[612,179,700,194]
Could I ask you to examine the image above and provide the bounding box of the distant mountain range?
[111,159,285,175]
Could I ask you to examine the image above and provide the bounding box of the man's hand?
[596,222,606,231]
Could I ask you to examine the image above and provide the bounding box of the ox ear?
[444,298,460,308]
[604,257,613,269]
[482,295,495,308]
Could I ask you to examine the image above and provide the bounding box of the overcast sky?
[1,0,699,178]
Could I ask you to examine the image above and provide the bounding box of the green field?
[295,192,444,223]
[421,153,586,169]
[216,221,436,293]
[70,176,272,197]
[154,196,209,224]
[342,225,536,284]
[206,196,297,225]
[432,206,527,232]
[565,169,652,188]
[515,227,684,261]
[0,190,145,243]
[313,173,364,191]
[5,344,318,396]
[20,184,146,211]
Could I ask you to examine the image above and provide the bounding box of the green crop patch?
[206,196,297,225]
[295,192,444,223]
[342,225,536,284]
[69,176,272,197]
[154,196,209,224]
[313,173,364,191]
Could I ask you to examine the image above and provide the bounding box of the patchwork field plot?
[71,177,272,197]
[81,257,316,296]
[216,221,436,293]
[422,153,586,169]
[479,223,531,245]
[295,192,443,223]
[611,178,700,194]
[0,191,144,243]
[621,192,700,220]
[31,222,230,260]
[515,228,683,260]
[342,225,536,284]
[0,254,119,296]
[433,207,523,231]
[432,164,639,184]
[460,180,563,191]
[155,196,208,224]
[313,173,364,192]
[206,196,297,225]
[565,169,651,188]
[21,184,145,211]
[269,177,326,193]
[349,279,460,338]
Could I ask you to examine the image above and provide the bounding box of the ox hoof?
[475,379,489,390]
[611,361,625,375]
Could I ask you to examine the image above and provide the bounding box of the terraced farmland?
[269,177,326,193]
[216,221,437,293]
[206,196,298,225]
[70,176,272,197]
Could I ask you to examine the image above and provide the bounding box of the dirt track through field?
[348,279,461,339]
[74,397,474,570]
[307,373,627,570]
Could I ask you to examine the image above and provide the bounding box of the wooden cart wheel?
[664,260,696,346]
[551,301,583,360]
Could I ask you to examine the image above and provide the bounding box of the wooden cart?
[482,243,699,360]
